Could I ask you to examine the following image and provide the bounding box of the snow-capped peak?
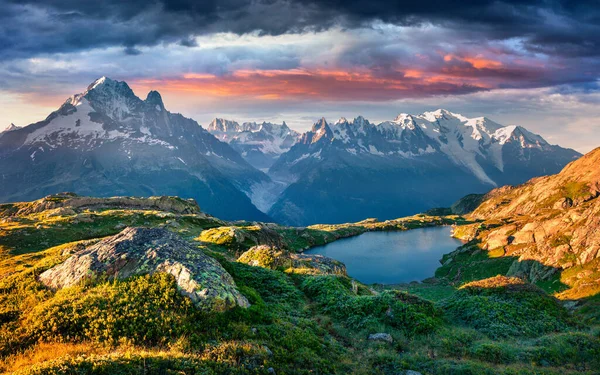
[335,117,349,125]
[2,123,18,133]
[421,108,469,123]
[89,76,109,90]
[393,113,413,123]
[492,125,548,147]
[207,118,241,133]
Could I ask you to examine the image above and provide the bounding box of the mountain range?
[207,118,300,171]
[0,77,581,224]
[264,111,581,225]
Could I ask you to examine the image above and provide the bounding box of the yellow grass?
[1,342,105,374]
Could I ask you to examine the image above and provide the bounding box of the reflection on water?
[306,226,463,284]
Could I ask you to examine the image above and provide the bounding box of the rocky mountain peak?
[79,76,142,120]
[352,115,370,128]
[335,117,349,126]
[2,123,18,133]
[312,117,329,131]
[208,118,241,133]
[311,118,333,141]
[145,90,165,110]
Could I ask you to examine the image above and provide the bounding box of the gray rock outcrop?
[39,227,249,311]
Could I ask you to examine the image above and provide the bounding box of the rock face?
[464,147,600,268]
[449,147,600,296]
[39,227,249,311]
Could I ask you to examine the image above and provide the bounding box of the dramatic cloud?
[1,0,599,59]
[0,0,598,152]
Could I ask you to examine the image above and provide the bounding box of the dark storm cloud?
[0,0,599,60]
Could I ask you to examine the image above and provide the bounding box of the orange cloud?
[182,73,217,79]
[444,53,503,69]
[463,56,503,69]
[404,69,424,78]
[131,67,494,102]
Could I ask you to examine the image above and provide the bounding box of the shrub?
[441,276,573,338]
[470,342,516,364]
[524,332,600,369]
[300,275,440,335]
[26,273,198,346]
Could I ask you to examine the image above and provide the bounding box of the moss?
[561,181,589,200]
[436,245,516,284]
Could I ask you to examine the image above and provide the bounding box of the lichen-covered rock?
[238,245,289,269]
[289,253,347,275]
[199,223,287,249]
[199,226,249,246]
[237,245,346,275]
[39,227,249,311]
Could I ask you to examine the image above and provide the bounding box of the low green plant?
[441,277,573,338]
[301,275,440,335]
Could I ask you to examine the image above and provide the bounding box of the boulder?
[39,227,249,311]
[368,333,393,343]
[484,225,516,250]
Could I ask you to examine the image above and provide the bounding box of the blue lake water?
[305,226,463,284]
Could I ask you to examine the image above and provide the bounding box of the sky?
[0,0,599,153]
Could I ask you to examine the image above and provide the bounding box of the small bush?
[27,273,198,346]
[470,342,516,364]
[524,332,600,369]
[441,276,572,338]
[301,275,440,335]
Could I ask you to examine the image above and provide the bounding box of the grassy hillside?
[0,193,598,374]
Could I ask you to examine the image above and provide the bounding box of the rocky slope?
[268,112,579,225]
[446,147,600,299]
[0,77,269,221]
